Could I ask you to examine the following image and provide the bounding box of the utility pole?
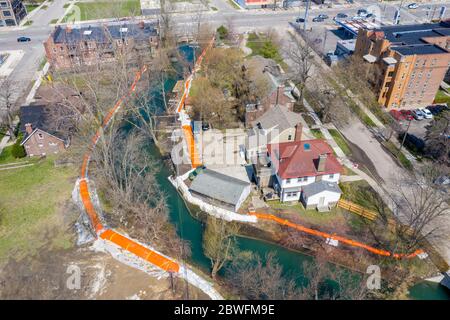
[303,0,311,31]
[399,119,411,152]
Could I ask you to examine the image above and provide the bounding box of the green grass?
[0,158,76,262]
[328,129,351,156]
[434,89,450,105]
[23,20,33,26]
[26,4,39,13]
[49,18,58,24]
[63,0,141,22]
[246,32,285,68]
[310,129,324,139]
[63,3,70,9]
[267,201,342,225]
[339,180,382,211]
[382,141,413,171]
[227,0,241,9]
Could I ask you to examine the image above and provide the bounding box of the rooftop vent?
[304,143,311,151]
[83,30,92,35]
[120,27,128,33]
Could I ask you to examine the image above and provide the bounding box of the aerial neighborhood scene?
[1,0,450,305]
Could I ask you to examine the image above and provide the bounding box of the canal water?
[147,46,450,300]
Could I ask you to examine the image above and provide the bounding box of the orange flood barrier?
[182,125,202,168]
[249,212,424,259]
[100,229,180,273]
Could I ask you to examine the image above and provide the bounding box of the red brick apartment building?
[354,21,450,109]
[44,20,159,70]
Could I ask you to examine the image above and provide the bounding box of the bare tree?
[285,34,315,104]
[0,79,18,140]
[425,110,450,165]
[203,216,240,279]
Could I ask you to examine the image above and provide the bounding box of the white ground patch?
[0,50,25,79]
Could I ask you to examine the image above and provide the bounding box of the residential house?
[244,56,296,125]
[266,140,343,210]
[245,104,303,161]
[0,0,27,27]
[44,20,159,70]
[189,169,251,211]
[354,21,450,109]
[19,105,69,157]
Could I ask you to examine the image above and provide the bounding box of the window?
[288,134,292,141]
[3,10,11,16]
[329,174,334,179]
[37,133,44,139]
[297,177,308,182]
[388,71,394,77]
[286,178,291,184]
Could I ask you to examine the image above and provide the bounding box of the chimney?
[275,85,284,105]
[138,21,145,29]
[317,154,327,172]
[294,123,302,141]
[66,25,72,33]
[25,123,33,135]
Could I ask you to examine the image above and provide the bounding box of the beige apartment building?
[354,21,450,109]
[0,0,27,27]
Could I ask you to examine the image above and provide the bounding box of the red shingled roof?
[267,140,343,179]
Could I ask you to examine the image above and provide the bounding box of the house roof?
[251,105,302,133]
[51,21,158,45]
[189,169,250,207]
[302,181,342,198]
[19,105,67,142]
[267,140,343,179]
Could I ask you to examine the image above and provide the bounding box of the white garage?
[300,181,342,212]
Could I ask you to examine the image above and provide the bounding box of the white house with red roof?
[267,139,344,210]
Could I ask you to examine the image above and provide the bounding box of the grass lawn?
[434,89,450,105]
[310,129,324,139]
[266,201,343,225]
[382,140,413,171]
[328,129,351,156]
[339,180,384,212]
[246,32,286,69]
[0,158,77,262]
[26,4,39,13]
[64,0,141,22]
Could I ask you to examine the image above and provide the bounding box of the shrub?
[11,136,26,159]
[217,25,229,40]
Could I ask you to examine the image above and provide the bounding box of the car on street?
[295,17,305,23]
[317,14,329,19]
[412,109,425,120]
[312,17,325,22]
[407,3,419,9]
[400,109,414,121]
[335,13,348,20]
[419,108,433,119]
[389,109,405,121]
[17,36,31,42]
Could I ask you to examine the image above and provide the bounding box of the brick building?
[19,105,68,157]
[354,21,450,109]
[44,20,159,70]
[0,0,27,27]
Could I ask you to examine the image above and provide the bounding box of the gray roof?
[302,181,342,198]
[190,169,250,206]
[52,21,157,44]
[391,44,447,56]
[251,105,302,132]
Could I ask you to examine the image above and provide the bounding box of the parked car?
[357,9,368,17]
[312,17,324,22]
[412,109,425,120]
[400,109,414,121]
[407,3,419,9]
[17,36,31,42]
[419,108,433,119]
[399,133,425,153]
[366,13,375,18]
[335,13,348,19]
[295,17,305,23]
[389,109,405,121]
[318,14,329,19]
[426,104,448,115]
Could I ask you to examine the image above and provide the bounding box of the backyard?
[63,0,141,22]
[0,157,77,263]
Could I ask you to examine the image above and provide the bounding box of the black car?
[335,13,348,19]
[399,133,425,154]
[17,36,31,42]
[312,17,324,22]
[295,17,305,23]
[426,104,448,115]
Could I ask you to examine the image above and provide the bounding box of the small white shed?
[300,181,342,211]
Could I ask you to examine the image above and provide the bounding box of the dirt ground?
[0,242,209,300]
